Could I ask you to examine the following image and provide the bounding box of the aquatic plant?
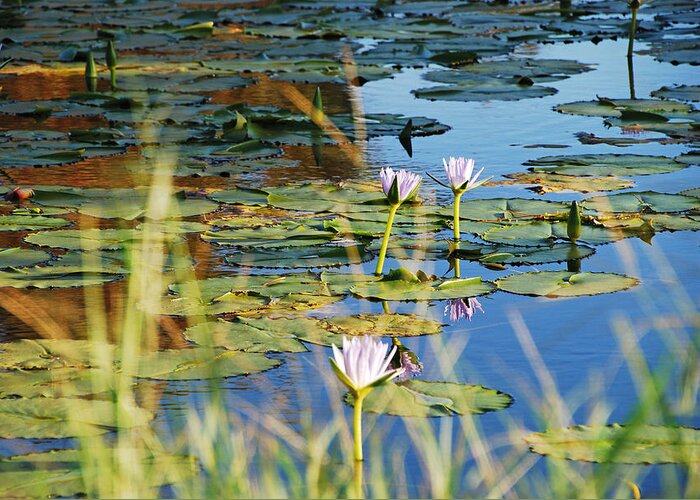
[85,50,97,92]
[445,297,484,322]
[567,200,582,244]
[329,335,403,462]
[3,187,34,202]
[106,40,117,90]
[375,167,422,275]
[627,0,641,59]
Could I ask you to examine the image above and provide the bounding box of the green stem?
[353,392,366,462]
[353,460,364,499]
[382,300,391,315]
[110,69,116,90]
[627,4,638,58]
[453,191,464,279]
[375,204,398,275]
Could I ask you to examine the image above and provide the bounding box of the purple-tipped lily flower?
[445,297,484,322]
[380,167,422,206]
[330,335,404,396]
[429,157,491,194]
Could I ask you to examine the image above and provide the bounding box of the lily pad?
[0,398,152,438]
[525,154,688,177]
[183,318,309,353]
[208,187,270,206]
[345,380,513,417]
[496,271,639,297]
[449,198,569,222]
[129,348,282,380]
[351,268,495,301]
[454,242,595,265]
[202,222,336,248]
[651,85,700,102]
[480,221,629,246]
[0,339,114,370]
[0,263,123,288]
[555,98,693,117]
[498,172,634,194]
[0,368,116,398]
[321,313,443,340]
[525,424,700,464]
[25,228,180,251]
[584,191,700,214]
[414,79,556,102]
[0,215,71,231]
[224,244,371,268]
[0,247,52,268]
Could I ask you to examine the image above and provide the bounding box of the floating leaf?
[651,85,700,102]
[584,191,700,214]
[0,368,116,398]
[225,244,371,268]
[0,339,114,370]
[208,187,270,206]
[129,348,282,380]
[351,268,495,301]
[496,271,639,297]
[454,242,595,265]
[321,314,442,340]
[498,172,634,194]
[525,424,700,464]
[555,98,692,117]
[0,398,152,438]
[0,264,123,288]
[346,380,512,417]
[525,154,687,176]
[450,198,569,222]
[184,318,309,353]
[480,221,628,246]
[0,247,52,268]
[202,222,335,248]
[0,215,71,231]
[25,228,181,251]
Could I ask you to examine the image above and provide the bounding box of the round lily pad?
[129,348,282,380]
[0,247,52,268]
[555,98,692,117]
[496,271,639,297]
[0,398,152,438]
[525,424,700,464]
[480,221,627,247]
[0,368,116,398]
[345,380,513,417]
[584,191,700,214]
[351,268,495,301]
[224,244,372,268]
[651,85,700,102]
[0,215,71,231]
[184,318,310,353]
[0,339,114,370]
[498,172,634,194]
[0,264,123,288]
[455,242,595,265]
[25,228,181,251]
[202,222,336,248]
[525,154,687,177]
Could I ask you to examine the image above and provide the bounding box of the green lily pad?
[0,263,123,288]
[0,140,126,168]
[324,217,443,237]
[650,85,700,102]
[0,368,116,398]
[454,242,595,265]
[555,98,693,117]
[0,215,71,231]
[451,198,569,222]
[25,228,181,251]
[351,268,495,301]
[321,313,442,340]
[184,318,309,353]
[584,191,700,214]
[525,424,700,464]
[0,398,152,438]
[265,182,386,213]
[480,221,628,246]
[225,244,371,268]
[129,348,282,380]
[414,79,556,102]
[0,339,114,370]
[208,187,270,206]
[0,247,52,268]
[0,448,198,498]
[525,154,687,176]
[345,380,513,417]
[498,172,634,194]
[496,271,639,297]
[202,222,336,248]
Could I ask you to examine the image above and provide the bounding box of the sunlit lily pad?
[496,271,639,297]
[452,198,569,221]
[184,318,309,353]
[129,348,282,380]
[350,268,495,301]
[0,448,198,498]
[454,242,595,265]
[0,215,71,231]
[555,98,692,117]
[208,187,270,206]
[498,172,634,194]
[321,313,442,340]
[414,79,556,102]
[584,191,700,214]
[0,368,116,398]
[525,154,687,176]
[324,217,443,237]
[525,424,700,464]
[225,244,371,268]
[480,221,629,246]
[346,380,513,417]
[0,263,123,288]
[650,85,700,102]
[0,339,114,370]
[0,398,152,438]
[25,228,181,251]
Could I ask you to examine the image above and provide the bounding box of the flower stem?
[353,392,366,461]
[627,2,638,58]
[453,191,464,278]
[354,459,364,499]
[375,204,399,275]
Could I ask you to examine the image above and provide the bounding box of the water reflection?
[391,338,423,381]
[444,297,484,323]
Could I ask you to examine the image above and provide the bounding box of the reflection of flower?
[330,336,404,395]
[445,297,484,322]
[380,167,422,205]
[443,156,486,193]
[390,338,423,381]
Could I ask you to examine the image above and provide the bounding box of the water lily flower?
[4,187,34,202]
[330,335,403,461]
[390,338,423,382]
[376,167,422,275]
[445,297,484,322]
[380,167,421,205]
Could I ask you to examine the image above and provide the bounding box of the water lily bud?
[311,86,324,125]
[567,200,581,243]
[105,40,117,69]
[85,50,97,91]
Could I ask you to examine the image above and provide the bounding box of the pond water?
[0,1,698,498]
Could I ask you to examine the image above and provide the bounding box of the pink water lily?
[443,156,487,192]
[330,335,404,394]
[380,167,422,205]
